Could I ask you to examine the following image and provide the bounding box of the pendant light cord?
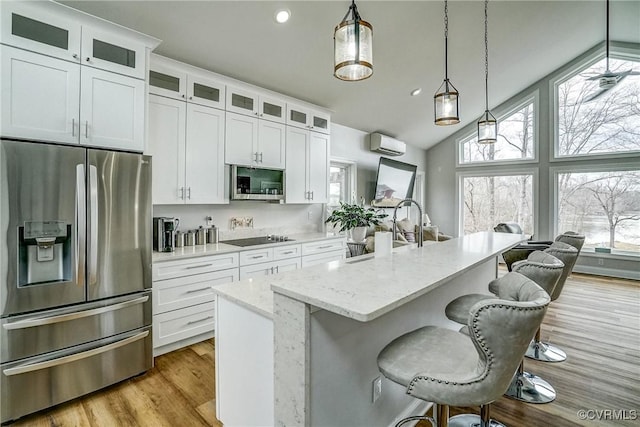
[444,0,449,79]
[484,0,489,111]
[605,0,610,70]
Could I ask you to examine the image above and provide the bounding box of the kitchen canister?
[175,230,185,247]
[207,226,219,244]
[184,230,195,246]
[195,227,206,245]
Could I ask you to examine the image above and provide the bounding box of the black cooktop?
[220,236,294,247]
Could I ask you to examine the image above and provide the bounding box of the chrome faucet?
[392,199,423,247]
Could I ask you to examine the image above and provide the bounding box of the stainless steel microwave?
[231,165,285,201]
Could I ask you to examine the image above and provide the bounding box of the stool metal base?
[525,340,567,363]
[448,414,506,427]
[395,415,434,427]
[505,370,556,404]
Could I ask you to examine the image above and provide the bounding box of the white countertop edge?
[270,232,525,322]
[215,290,274,320]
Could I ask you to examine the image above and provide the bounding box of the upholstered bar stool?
[526,241,581,362]
[444,251,565,404]
[377,272,550,427]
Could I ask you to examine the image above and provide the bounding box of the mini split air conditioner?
[369,133,406,156]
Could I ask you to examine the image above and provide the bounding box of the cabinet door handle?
[179,187,185,200]
[189,96,193,100]
[318,245,332,249]
[186,287,211,294]
[185,263,214,270]
[182,94,186,99]
[270,266,274,274]
[85,57,91,62]
[275,265,279,273]
[187,187,191,199]
[251,255,264,259]
[72,54,79,60]
[259,152,263,163]
[187,316,214,325]
[85,121,89,138]
[282,251,294,255]
[311,191,314,200]
[72,118,75,137]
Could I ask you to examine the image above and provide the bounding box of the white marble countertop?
[152,232,345,262]
[212,232,525,322]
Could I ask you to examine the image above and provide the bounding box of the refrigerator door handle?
[2,330,149,376]
[76,164,86,289]
[2,295,149,330]
[88,164,98,286]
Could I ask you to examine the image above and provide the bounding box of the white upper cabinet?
[0,1,159,151]
[286,103,330,134]
[225,112,285,169]
[1,45,80,145]
[285,127,329,204]
[81,26,147,79]
[80,67,145,151]
[149,55,226,110]
[226,86,286,124]
[147,94,227,205]
[0,1,81,63]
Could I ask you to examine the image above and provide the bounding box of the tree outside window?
[556,57,640,158]
[557,170,640,253]
[462,174,534,236]
[460,100,535,164]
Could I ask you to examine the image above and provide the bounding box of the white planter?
[350,226,367,242]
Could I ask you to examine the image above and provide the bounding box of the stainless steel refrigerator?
[0,139,152,423]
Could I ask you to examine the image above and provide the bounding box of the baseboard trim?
[573,265,640,281]
[387,400,433,427]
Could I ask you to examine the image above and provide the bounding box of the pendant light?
[434,0,460,125]
[477,0,497,144]
[334,0,373,81]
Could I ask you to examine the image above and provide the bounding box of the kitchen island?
[212,231,524,426]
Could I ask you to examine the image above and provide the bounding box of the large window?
[556,169,640,254]
[555,56,640,158]
[459,96,536,165]
[460,172,535,236]
[328,159,356,207]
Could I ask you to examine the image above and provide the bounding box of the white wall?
[155,123,428,236]
[331,123,428,205]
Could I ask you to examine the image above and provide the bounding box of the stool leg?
[436,404,449,427]
[504,358,556,404]
[448,404,506,427]
[480,405,491,427]
[525,327,567,363]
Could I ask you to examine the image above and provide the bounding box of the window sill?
[580,249,639,261]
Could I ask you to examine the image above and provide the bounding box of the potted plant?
[325,202,387,242]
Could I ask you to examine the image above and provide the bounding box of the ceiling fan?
[584,0,640,102]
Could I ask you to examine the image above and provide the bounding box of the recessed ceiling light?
[275,9,291,24]
[410,88,422,96]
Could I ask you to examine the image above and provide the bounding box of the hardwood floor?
[8,273,639,427]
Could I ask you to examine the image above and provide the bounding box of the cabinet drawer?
[153,268,238,315]
[273,244,301,260]
[152,253,239,281]
[239,248,274,266]
[301,239,345,256]
[302,250,345,268]
[153,301,215,348]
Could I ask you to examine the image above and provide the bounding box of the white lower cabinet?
[152,253,239,356]
[301,238,346,267]
[239,244,301,280]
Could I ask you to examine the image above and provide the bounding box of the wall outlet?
[308,211,313,220]
[372,376,382,403]
[598,258,604,266]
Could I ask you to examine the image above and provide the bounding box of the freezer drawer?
[0,327,152,423]
[1,291,151,363]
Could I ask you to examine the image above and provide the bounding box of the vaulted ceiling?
[60,1,640,150]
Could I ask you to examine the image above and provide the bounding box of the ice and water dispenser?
[17,221,72,286]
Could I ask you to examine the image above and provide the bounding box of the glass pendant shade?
[334,7,373,81]
[477,110,497,144]
[434,79,460,125]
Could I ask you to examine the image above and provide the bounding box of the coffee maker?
[153,217,179,252]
